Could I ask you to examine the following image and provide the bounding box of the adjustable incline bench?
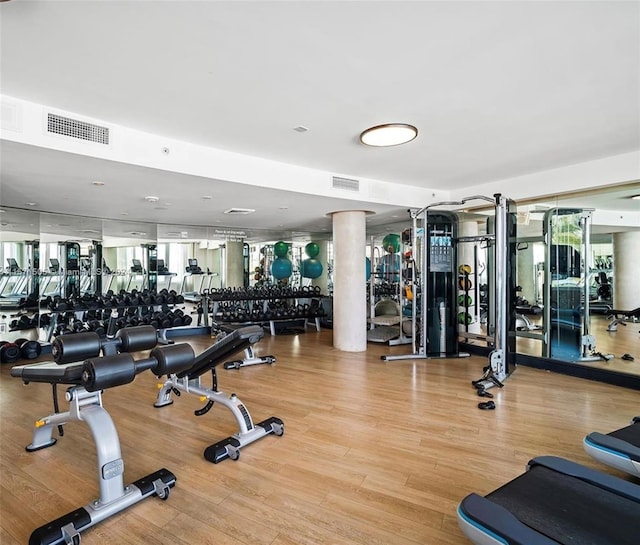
[606,306,640,332]
[11,326,194,545]
[584,416,640,478]
[154,324,284,463]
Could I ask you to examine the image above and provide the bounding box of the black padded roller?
[150,343,195,376]
[52,331,101,364]
[116,325,157,352]
[82,353,137,391]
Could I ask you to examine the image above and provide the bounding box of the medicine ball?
[304,242,320,258]
[14,338,29,348]
[273,241,289,258]
[0,342,20,363]
[301,258,323,279]
[382,233,401,254]
[271,257,292,280]
[20,340,42,360]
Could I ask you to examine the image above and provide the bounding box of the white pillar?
[311,240,329,295]
[331,210,367,352]
[225,241,245,288]
[613,231,640,309]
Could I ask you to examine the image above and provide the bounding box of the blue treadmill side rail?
[585,432,640,463]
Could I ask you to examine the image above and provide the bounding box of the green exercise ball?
[382,233,401,254]
[273,241,289,258]
[305,242,320,258]
[271,257,292,280]
[301,258,323,279]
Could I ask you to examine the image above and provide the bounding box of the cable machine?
[383,194,517,393]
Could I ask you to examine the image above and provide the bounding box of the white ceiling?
[0,0,639,240]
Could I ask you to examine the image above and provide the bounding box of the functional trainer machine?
[584,416,640,478]
[383,194,517,395]
[457,456,640,545]
[382,209,468,360]
[154,325,284,462]
[11,326,194,545]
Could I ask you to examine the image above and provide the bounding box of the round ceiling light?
[359,123,418,147]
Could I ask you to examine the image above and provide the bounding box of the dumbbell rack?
[41,289,193,342]
[208,287,326,336]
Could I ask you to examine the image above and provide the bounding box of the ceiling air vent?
[47,113,110,145]
[332,176,359,192]
[224,208,255,215]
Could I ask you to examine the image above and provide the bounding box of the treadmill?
[457,456,640,545]
[584,416,640,478]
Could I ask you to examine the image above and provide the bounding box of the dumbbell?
[141,290,156,305]
[20,339,42,360]
[72,321,90,333]
[155,290,167,305]
[10,315,33,330]
[87,319,106,337]
[49,296,69,311]
[81,343,195,391]
[0,341,20,363]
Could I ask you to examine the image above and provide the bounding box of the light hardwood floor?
[1,328,638,545]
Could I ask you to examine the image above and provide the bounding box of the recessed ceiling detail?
[332,176,360,192]
[224,208,255,215]
[47,113,110,145]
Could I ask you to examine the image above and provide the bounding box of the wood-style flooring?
[1,327,638,544]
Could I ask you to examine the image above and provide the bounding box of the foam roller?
[116,325,158,352]
[52,331,101,364]
[82,353,138,391]
[150,343,194,376]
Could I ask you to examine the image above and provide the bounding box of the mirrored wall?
[363,182,640,384]
[1,181,638,386]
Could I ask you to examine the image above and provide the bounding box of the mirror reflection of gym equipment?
[367,233,411,346]
[383,194,517,396]
[515,209,614,363]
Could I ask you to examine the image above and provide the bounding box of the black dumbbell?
[0,341,20,363]
[20,340,42,360]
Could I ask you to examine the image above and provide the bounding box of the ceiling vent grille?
[224,208,255,215]
[332,176,360,192]
[47,113,110,145]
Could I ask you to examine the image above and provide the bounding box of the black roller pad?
[204,437,241,463]
[257,416,284,431]
[132,467,176,495]
[29,507,91,545]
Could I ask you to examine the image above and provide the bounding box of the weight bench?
[11,326,194,545]
[584,416,640,478]
[457,456,640,545]
[154,324,284,463]
[606,306,640,332]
